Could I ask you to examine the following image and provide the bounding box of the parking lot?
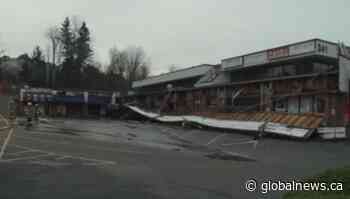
[0,118,349,198]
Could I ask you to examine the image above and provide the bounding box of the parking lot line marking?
[3,153,54,162]
[12,144,117,165]
[220,138,252,146]
[0,126,11,131]
[28,160,71,167]
[221,140,258,146]
[6,150,35,156]
[61,154,116,165]
[206,134,227,146]
[14,135,151,155]
[55,156,68,160]
[0,114,9,126]
[83,162,114,166]
[11,144,32,150]
[0,128,14,159]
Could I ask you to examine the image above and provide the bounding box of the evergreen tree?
[60,17,74,64]
[30,46,46,87]
[58,17,95,88]
[60,17,77,88]
[76,22,93,69]
[18,53,32,84]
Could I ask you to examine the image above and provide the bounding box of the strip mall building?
[131,39,350,138]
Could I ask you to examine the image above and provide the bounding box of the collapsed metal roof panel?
[194,70,230,88]
[132,64,214,88]
[126,105,321,139]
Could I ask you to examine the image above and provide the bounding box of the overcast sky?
[0,0,349,75]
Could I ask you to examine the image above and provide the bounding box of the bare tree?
[45,44,51,87]
[0,34,5,56]
[124,46,150,83]
[0,46,4,56]
[45,26,61,66]
[107,45,150,88]
[168,64,179,72]
[45,26,61,88]
[45,44,51,63]
[107,46,127,76]
[137,64,149,79]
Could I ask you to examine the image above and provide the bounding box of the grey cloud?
[0,0,349,75]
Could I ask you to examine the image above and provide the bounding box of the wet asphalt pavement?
[0,118,349,198]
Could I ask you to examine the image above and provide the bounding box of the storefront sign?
[221,39,340,69]
[289,41,315,56]
[40,94,45,102]
[267,47,289,60]
[33,94,38,102]
[222,56,243,68]
[244,52,268,67]
[316,40,338,58]
[46,95,52,101]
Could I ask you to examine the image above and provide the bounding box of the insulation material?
[126,105,312,139]
[265,123,310,138]
[184,115,263,132]
[318,127,346,139]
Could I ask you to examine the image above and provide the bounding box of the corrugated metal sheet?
[193,112,324,129]
[194,70,230,88]
[132,64,214,88]
[318,127,346,139]
[127,105,315,138]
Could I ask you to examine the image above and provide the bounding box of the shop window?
[231,72,244,82]
[288,97,299,114]
[274,66,283,77]
[313,63,329,73]
[283,65,296,76]
[313,97,325,113]
[296,62,313,75]
[328,64,337,71]
[300,96,312,113]
[208,89,217,105]
[274,100,287,112]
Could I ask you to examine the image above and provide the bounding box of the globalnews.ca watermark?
[245,179,344,194]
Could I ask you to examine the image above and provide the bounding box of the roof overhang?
[132,64,214,88]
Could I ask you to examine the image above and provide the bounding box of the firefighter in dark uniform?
[25,102,34,127]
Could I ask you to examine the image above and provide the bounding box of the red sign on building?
[267,47,289,60]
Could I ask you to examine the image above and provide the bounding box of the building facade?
[131,39,350,128]
[19,88,114,118]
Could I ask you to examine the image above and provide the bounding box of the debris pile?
[126,105,325,139]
